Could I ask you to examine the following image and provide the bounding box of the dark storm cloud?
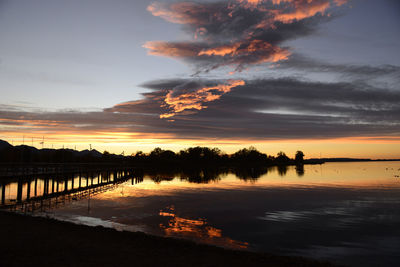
[104,76,400,139]
[133,77,400,126]
[136,77,400,139]
[3,76,398,141]
[279,54,400,79]
[144,0,348,72]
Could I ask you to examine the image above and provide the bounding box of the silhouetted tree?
[295,151,304,163]
[231,146,270,166]
[276,151,290,164]
[102,151,111,160]
[134,151,144,157]
[0,139,308,170]
[150,147,163,158]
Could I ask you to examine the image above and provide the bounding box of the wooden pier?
[0,167,144,213]
[0,163,136,178]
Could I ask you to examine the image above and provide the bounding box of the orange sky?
[1,132,400,159]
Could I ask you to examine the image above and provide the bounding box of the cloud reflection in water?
[159,205,249,250]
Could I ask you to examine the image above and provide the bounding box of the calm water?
[2,162,400,266]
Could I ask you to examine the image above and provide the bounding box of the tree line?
[0,139,305,168]
[129,146,305,168]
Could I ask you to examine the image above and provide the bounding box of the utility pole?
[40,136,44,149]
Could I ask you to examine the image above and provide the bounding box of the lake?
[1,161,400,266]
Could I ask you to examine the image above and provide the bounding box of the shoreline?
[0,211,336,267]
[2,159,399,180]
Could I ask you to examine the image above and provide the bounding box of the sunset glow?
[0,0,399,159]
[1,1,400,266]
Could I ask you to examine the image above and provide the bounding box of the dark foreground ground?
[0,211,336,267]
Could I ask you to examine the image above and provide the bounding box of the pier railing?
[0,167,144,213]
[0,163,135,178]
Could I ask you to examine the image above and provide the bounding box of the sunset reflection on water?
[2,162,400,267]
[93,162,400,203]
[159,205,249,250]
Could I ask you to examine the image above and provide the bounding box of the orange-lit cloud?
[198,39,290,62]
[147,2,210,25]
[144,0,348,73]
[143,41,200,58]
[197,40,291,71]
[237,0,263,9]
[273,0,331,23]
[144,39,290,72]
[161,80,245,118]
[334,0,347,6]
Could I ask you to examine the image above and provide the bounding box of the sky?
[0,0,399,158]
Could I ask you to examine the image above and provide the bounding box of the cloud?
[160,79,245,118]
[110,77,400,140]
[144,0,348,72]
[141,77,400,119]
[3,0,399,146]
[147,2,218,25]
[271,0,331,23]
[106,79,246,119]
[279,54,400,79]
[3,74,398,142]
[143,41,201,58]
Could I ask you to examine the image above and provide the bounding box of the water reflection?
[180,168,226,184]
[0,170,143,212]
[159,206,248,250]
[295,165,304,177]
[233,167,269,182]
[277,165,288,176]
[143,166,293,184]
[2,162,400,212]
[1,162,400,267]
